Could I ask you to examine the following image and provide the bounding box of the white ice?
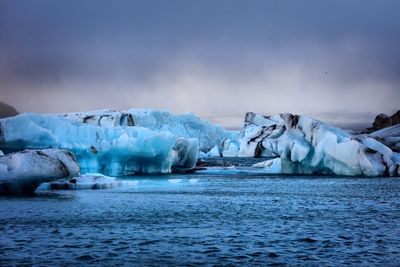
[0,149,80,194]
[207,145,221,157]
[253,158,282,174]
[58,109,238,154]
[36,173,136,191]
[221,138,239,157]
[369,124,400,153]
[239,112,400,176]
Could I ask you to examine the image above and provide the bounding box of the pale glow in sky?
[1,0,399,128]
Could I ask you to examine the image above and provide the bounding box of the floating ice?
[36,173,133,191]
[207,145,221,157]
[189,178,199,184]
[0,149,79,194]
[171,137,199,171]
[253,158,282,174]
[59,109,238,154]
[221,138,239,157]
[0,113,198,175]
[239,112,400,176]
[369,124,400,153]
[195,166,278,175]
[168,179,183,184]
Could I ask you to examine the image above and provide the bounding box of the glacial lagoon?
[1,172,400,266]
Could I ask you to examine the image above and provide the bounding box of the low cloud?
[1,0,399,129]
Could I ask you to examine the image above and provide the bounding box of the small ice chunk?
[253,158,282,174]
[168,179,182,184]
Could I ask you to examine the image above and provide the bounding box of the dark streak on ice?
[90,146,98,154]
[83,115,95,124]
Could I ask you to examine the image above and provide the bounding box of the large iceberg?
[2,109,397,178]
[0,149,79,194]
[58,109,238,153]
[238,112,400,176]
[0,113,198,175]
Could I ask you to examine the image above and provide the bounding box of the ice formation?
[58,109,238,153]
[221,138,239,157]
[207,145,221,157]
[170,137,199,171]
[252,158,282,174]
[198,151,208,159]
[369,125,400,153]
[238,112,400,176]
[36,173,132,191]
[0,113,198,175]
[0,149,79,194]
[2,108,398,179]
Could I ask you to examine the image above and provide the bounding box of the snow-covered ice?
[221,138,239,157]
[1,109,398,179]
[36,173,136,191]
[0,149,79,194]
[369,124,400,153]
[239,112,400,176]
[252,158,282,174]
[170,137,199,171]
[58,109,238,154]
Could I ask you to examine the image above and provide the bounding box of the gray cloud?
[0,0,399,129]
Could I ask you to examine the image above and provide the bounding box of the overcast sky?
[0,0,399,128]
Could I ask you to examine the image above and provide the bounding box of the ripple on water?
[138,240,160,246]
[298,237,318,243]
[0,174,400,265]
[75,254,96,261]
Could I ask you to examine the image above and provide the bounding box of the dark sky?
[1,0,399,128]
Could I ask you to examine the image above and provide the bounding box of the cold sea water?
[1,171,400,266]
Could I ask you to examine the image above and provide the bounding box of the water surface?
[1,173,400,266]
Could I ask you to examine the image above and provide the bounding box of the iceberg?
[170,137,199,171]
[2,109,397,178]
[36,173,134,191]
[221,138,239,157]
[369,124,400,153]
[0,113,198,176]
[58,109,238,153]
[252,158,282,174]
[0,149,79,194]
[207,145,221,157]
[238,112,400,176]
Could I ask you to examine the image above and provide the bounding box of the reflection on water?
[1,173,400,265]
